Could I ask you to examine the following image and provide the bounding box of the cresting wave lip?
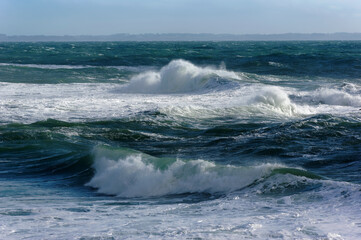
[86,146,322,198]
[121,59,242,94]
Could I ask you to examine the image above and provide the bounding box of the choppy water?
[0,41,361,239]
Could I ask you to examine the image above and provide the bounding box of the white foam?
[122,59,242,93]
[157,85,315,121]
[86,148,279,197]
[2,174,360,239]
[1,60,360,125]
[0,82,315,124]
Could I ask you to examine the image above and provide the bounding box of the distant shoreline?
[1,33,361,42]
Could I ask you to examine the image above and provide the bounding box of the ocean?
[0,41,360,239]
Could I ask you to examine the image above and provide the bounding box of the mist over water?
[0,41,361,239]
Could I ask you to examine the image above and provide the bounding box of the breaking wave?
[122,59,242,93]
[311,88,361,107]
[86,146,319,198]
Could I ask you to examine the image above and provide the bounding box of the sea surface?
[0,41,361,239]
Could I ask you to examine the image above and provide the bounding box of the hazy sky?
[1,0,361,35]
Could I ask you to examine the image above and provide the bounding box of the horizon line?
[1,32,361,42]
[2,32,361,36]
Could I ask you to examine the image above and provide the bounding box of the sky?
[1,0,361,35]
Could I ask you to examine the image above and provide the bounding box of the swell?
[1,41,361,79]
[0,62,152,71]
[0,63,138,84]
[0,63,96,69]
[0,116,360,195]
[0,120,93,184]
[1,112,360,176]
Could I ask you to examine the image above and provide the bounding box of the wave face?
[1,41,361,239]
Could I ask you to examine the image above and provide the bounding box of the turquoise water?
[0,41,361,239]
